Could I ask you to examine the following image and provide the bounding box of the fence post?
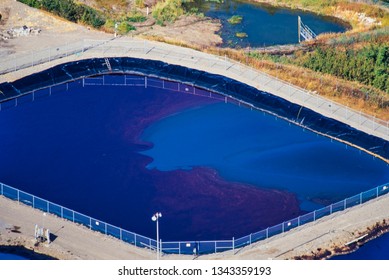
[249,233,252,245]
[266,227,269,239]
[282,222,284,232]
[46,201,49,212]
[344,199,347,209]
[0,183,3,195]
[17,189,19,203]
[134,234,137,246]
[330,204,333,214]
[298,216,300,226]
[61,207,63,218]
[179,242,181,255]
[32,196,35,208]
[232,237,235,254]
[377,187,379,198]
[360,193,363,204]
[72,211,75,222]
[89,217,92,229]
[214,241,217,253]
[313,210,316,221]
[120,229,122,240]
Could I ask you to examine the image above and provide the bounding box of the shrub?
[117,21,136,34]
[152,0,184,25]
[228,15,243,25]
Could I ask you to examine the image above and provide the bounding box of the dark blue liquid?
[0,80,388,241]
[187,0,348,47]
[331,233,389,260]
[0,252,28,260]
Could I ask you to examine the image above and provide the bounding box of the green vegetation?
[152,0,184,25]
[135,0,145,8]
[116,21,136,34]
[17,0,106,28]
[236,32,248,38]
[126,11,146,23]
[298,44,389,93]
[228,15,243,25]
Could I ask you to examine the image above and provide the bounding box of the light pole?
[151,212,162,260]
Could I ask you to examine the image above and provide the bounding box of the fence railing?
[1,179,388,255]
[1,38,388,141]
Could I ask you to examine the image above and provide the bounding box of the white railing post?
[232,237,235,254]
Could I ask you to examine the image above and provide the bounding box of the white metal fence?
[1,180,389,255]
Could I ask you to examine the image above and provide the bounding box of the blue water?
[0,77,388,241]
[0,252,28,260]
[331,233,389,260]
[186,0,348,47]
[141,102,389,211]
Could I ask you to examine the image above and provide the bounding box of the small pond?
[185,0,348,47]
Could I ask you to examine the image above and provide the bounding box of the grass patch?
[126,11,146,23]
[152,0,184,25]
[228,15,243,24]
[236,32,248,38]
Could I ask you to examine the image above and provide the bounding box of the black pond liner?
[1,57,388,159]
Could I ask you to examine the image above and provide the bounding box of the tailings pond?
[0,75,388,241]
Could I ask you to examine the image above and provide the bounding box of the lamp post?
[151,212,162,260]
